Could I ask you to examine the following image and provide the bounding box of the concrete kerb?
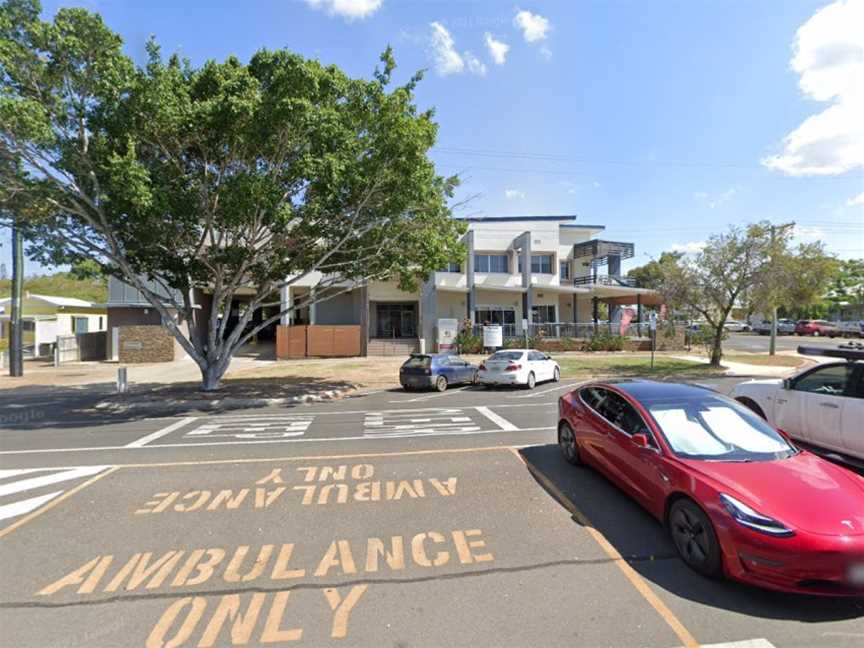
[92,384,357,413]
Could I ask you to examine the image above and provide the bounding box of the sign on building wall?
[483,325,503,349]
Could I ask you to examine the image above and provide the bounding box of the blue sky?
[5,0,863,275]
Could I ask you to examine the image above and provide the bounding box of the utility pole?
[9,220,24,376]
[767,223,794,357]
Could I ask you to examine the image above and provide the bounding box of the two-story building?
[106,214,661,357]
[282,214,661,354]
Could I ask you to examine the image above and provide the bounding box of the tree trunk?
[710,327,724,367]
[199,362,226,392]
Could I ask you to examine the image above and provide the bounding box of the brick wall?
[118,325,175,363]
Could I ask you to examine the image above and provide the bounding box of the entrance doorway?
[375,303,417,338]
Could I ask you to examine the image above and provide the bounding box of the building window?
[439,261,461,273]
[559,261,571,280]
[518,254,554,274]
[72,317,89,334]
[531,305,556,324]
[474,254,509,273]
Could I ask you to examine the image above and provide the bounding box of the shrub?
[584,331,626,352]
[454,329,482,354]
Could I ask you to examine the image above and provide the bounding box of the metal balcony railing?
[468,321,657,340]
[572,275,637,287]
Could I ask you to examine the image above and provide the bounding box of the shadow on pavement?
[516,443,864,622]
[0,376,354,431]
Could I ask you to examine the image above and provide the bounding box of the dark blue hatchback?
[399,353,478,392]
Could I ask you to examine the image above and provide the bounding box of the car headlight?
[719,493,794,537]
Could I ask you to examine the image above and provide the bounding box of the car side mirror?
[781,378,791,390]
[631,433,651,449]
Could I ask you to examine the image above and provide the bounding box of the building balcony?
[572,274,637,287]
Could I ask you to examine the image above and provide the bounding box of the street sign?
[483,325,503,349]
[649,313,657,331]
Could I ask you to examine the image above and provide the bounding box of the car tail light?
[504,363,521,372]
[479,363,486,371]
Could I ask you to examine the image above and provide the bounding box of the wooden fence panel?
[277,325,360,358]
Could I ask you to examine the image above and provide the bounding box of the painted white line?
[0,426,557,455]
[700,640,776,648]
[507,382,580,399]
[475,406,518,431]
[0,468,50,480]
[389,387,475,403]
[0,465,108,497]
[125,417,197,448]
[0,490,63,522]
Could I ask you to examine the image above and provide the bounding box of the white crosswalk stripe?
[0,465,109,522]
[363,409,481,438]
[183,415,315,440]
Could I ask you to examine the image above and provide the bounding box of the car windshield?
[644,395,796,462]
[403,355,431,369]
[490,351,523,361]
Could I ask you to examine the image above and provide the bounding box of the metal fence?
[55,332,108,364]
[468,321,659,340]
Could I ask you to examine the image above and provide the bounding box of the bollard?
[117,366,128,394]
[54,345,60,368]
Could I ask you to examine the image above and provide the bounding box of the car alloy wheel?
[526,372,536,389]
[435,376,448,392]
[669,499,721,577]
[553,367,560,382]
[558,421,580,465]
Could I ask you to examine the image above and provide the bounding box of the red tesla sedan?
[558,380,864,595]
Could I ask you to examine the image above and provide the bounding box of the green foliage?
[0,0,466,389]
[583,331,626,352]
[688,327,727,360]
[627,252,683,290]
[454,329,482,354]
[0,272,107,302]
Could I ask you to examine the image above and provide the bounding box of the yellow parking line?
[0,466,120,541]
[509,447,699,648]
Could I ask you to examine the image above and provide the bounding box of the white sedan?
[731,353,864,462]
[478,349,560,389]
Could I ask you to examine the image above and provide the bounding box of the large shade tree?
[0,0,465,389]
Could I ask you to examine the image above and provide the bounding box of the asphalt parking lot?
[2,377,864,647]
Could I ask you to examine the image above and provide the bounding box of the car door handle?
[776,398,787,404]
[819,402,840,409]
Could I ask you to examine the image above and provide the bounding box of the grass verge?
[555,355,723,379]
[722,354,806,367]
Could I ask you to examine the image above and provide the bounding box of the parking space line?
[507,382,581,399]
[475,406,518,431]
[388,386,477,403]
[125,417,197,447]
[509,448,699,648]
[0,466,119,540]
[700,640,776,648]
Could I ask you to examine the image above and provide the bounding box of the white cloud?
[671,241,706,254]
[514,10,551,43]
[539,46,553,60]
[762,0,864,176]
[846,191,864,206]
[694,187,736,209]
[592,180,601,189]
[428,22,485,77]
[464,51,487,76]
[304,0,382,20]
[485,33,509,65]
[504,189,526,200]
[793,225,825,243]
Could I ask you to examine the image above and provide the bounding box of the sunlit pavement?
[1,379,863,647]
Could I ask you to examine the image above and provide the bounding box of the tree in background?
[750,224,837,354]
[825,259,864,319]
[0,0,465,390]
[626,251,683,290]
[656,222,837,366]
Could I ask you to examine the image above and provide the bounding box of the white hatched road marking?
[364,408,482,438]
[125,417,197,447]
[475,406,518,431]
[182,414,315,440]
[506,382,581,399]
[0,465,110,522]
[700,640,776,648]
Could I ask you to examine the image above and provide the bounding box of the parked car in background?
[732,344,864,462]
[478,349,560,389]
[840,321,864,338]
[753,318,796,335]
[558,380,864,595]
[795,319,841,337]
[724,319,751,332]
[399,353,477,392]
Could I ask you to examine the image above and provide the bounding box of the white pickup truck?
[731,344,864,462]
